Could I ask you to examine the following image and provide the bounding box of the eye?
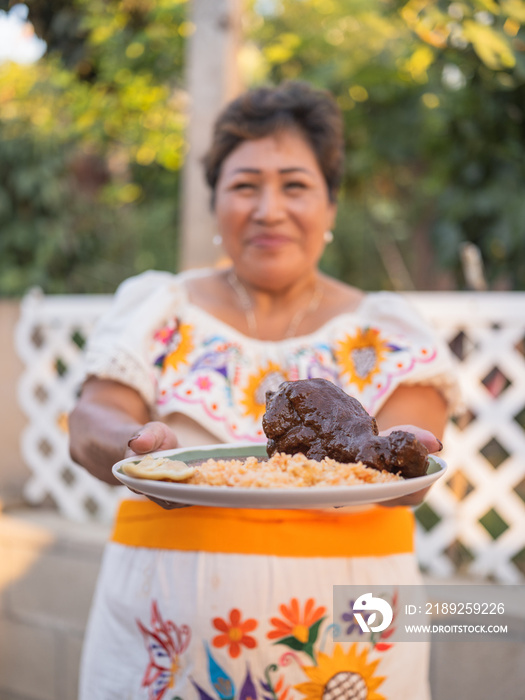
[284,181,308,192]
[231,182,256,192]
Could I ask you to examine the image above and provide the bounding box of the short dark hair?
[203,81,344,206]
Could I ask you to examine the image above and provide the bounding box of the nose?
[253,184,286,224]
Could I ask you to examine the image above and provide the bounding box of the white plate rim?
[112,442,447,509]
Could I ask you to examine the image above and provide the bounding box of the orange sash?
[111,500,414,557]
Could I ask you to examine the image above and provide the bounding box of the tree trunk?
[179,0,242,270]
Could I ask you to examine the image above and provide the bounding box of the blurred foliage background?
[1,0,525,294]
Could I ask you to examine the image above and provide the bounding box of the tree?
[1,0,525,294]
[244,0,525,290]
[0,0,190,294]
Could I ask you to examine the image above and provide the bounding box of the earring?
[324,230,334,244]
[213,234,223,246]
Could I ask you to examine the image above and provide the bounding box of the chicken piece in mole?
[262,378,429,479]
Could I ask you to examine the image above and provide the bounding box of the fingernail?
[127,432,142,447]
[436,439,443,451]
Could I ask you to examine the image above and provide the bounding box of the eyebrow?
[230,167,314,176]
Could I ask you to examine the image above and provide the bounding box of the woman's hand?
[70,379,180,501]
[379,424,443,455]
[125,421,189,510]
[374,385,447,507]
[125,421,179,457]
[378,424,443,508]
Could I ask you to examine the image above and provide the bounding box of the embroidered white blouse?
[83,269,460,444]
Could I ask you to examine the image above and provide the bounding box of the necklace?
[227,270,324,339]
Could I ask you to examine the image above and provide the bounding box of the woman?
[70,82,458,700]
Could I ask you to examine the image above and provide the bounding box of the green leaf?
[271,634,305,652]
[462,20,516,70]
[307,616,326,646]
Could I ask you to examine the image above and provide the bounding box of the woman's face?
[214,129,337,290]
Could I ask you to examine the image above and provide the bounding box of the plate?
[112,442,447,509]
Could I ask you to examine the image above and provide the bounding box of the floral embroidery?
[196,375,213,391]
[295,644,386,700]
[212,608,258,658]
[373,590,398,652]
[204,643,236,699]
[190,341,241,382]
[137,600,191,700]
[192,678,218,700]
[238,665,258,700]
[190,599,392,700]
[268,598,326,661]
[240,362,288,421]
[339,591,399,653]
[260,666,292,700]
[154,324,178,345]
[193,647,264,700]
[341,601,373,637]
[153,318,194,372]
[149,296,443,444]
[335,328,393,391]
[162,321,194,372]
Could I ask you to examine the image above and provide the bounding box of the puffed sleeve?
[82,270,184,411]
[354,292,463,416]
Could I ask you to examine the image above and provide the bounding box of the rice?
[185,452,403,489]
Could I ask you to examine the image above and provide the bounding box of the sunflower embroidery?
[295,644,386,700]
[212,608,258,658]
[161,320,194,372]
[240,362,288,421]
[335,328,390,391]
[267,598,326,661]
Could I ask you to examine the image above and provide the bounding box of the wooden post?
[179,0,242,270]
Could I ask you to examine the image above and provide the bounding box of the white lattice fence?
[14,289,525,581]
[15,288,124,523]
[406,293,525,584]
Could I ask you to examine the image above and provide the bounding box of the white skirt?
[79,501,431,700]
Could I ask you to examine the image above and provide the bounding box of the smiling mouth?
[249,234,294,248]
